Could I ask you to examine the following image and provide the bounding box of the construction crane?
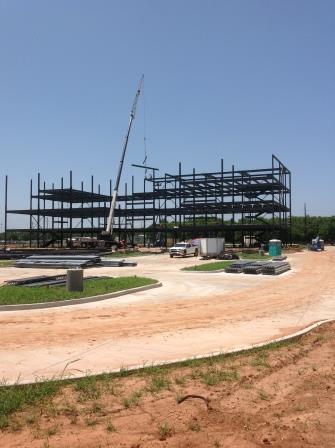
[103,75,144,240]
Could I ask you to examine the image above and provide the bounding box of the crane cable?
[142,78,149,179]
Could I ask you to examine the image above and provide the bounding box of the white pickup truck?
[169,242,199,258]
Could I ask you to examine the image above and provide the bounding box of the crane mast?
[104,75,144,237]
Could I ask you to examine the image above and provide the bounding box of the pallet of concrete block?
[15,255,101,269]
[242,261,269,274]
[261,261,291,275]
[225,260,254,273]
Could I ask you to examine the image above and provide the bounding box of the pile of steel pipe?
[100,258,137,267]
[225,260,254,273]
[242,262,269,274]
[5,274,66,286]
[15,255,101,269]
[225,260,291,275]
[272,255,287,261]
[5,274,112,287]
[261,262,291,275]
[14,254,138,269]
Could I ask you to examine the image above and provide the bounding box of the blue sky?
[0,0,334,228]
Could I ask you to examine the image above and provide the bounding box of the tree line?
[291,216,335,243]
[1,216,335,244]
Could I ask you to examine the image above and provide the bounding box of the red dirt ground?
[1,320,334,448]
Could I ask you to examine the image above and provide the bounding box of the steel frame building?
[5,155,291,247]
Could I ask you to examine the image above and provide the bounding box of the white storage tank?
[199,238,225,257]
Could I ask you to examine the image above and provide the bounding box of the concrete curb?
[0,282,162,312]
[77,318,332,380]
[150,318,331,367]
[181,268,227,273]
[11,318,333,386]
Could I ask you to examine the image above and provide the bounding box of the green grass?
[74,376,100,401]
[199,367,239,386]
[0,276,157,305]
[237,252,271,260]
[104,251,151,258]
[106,420,117,432]
[174,375,186,386]
[251,354,270,368]
[181,260,233,271]
[157,421,173,440]
[0,330,304,425]
[0,380,62,429]
[182,253,271,271]
[122,390,142,408]
[0,260,14,267]
[146,375,170,394]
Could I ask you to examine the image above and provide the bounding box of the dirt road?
[1,249,335,383]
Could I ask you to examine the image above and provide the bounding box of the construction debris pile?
[225,260,291,276]
[14,255,137,269]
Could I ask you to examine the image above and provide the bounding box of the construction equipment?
[66,237,106,249]
[103,75,144,243]
[309,236,325,251]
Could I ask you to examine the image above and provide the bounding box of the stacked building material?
[272,255,287,261]
[122,261,137,267]
[225,260,254,273]
[24,275,111,287]
[14,255,138,269]
[15,255,101,269]
[261,262,291,275]
[225,260,290,275]
[5,274,66,286]
[242,261,269,274]
[100,258,137,267]
[5,275,112,287]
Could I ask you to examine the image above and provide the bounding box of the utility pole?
[304,203,307,242]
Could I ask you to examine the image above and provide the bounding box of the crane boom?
[104,75,144,236]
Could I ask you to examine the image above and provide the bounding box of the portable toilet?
[269,239,282,256]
